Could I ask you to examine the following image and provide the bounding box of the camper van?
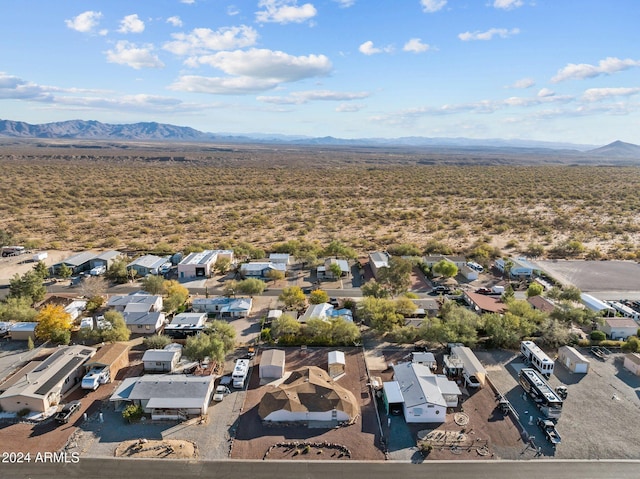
[81,366,110,390]
[232,359,250,389]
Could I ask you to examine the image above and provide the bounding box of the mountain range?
[1,119,639,158]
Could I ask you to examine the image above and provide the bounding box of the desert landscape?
[0,141,638,261]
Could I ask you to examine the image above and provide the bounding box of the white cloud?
[169,75,282,94]
[118,14,145,34]
[0,72,221,114]
[537,88,555,97]
[65,11,103,33]
[256,0,317,24]
[359,41,379,55]
[359,41,393,55]
[167,16,183,27]
[403,38,431,53]
[227,6,240,16]
[582,87,640,102]
[336,103,364,112]
[0,72,53,100]
[257,90,369,104]
[105,41,164,69]
[458,28,520,41]
[551,57,640,83]
[181,0,196,4]
[508,78,535,89]
[421,0,447,13]
[493,0,523,10]
[334,0,356,7]
[163,25,258,56]
[372,91,575,126]
[188,49,332,82]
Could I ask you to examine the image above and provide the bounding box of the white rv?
[521,340,555,378]
[81,366,110,390]
[232,359,250,389]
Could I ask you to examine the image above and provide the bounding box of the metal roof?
[392,362,450,408]
[127,255,170,269]
[110,374,214,402]
[142,349,179,362]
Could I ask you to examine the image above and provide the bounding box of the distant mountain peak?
[587,140,640,158]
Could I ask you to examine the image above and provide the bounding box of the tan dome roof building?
[258,366,359,424]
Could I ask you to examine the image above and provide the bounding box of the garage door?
[574,363,588,374]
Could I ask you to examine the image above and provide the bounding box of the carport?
[382,381,404,416]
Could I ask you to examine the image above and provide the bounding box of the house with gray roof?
[317,258,350,279]
[177,249,234,279]
[239,261,286,279]
[0,345,96,413]
[369,252,390,279]
[127,255,171,277]
[164,312,207,340]
[123,311,165,335]
[107,292,163,313]
[299,303,353,323]
[109,374,215,420]
[191,297,252,318]
[51,250,122,276]
[389,362,461,423]
[142,348,181,372]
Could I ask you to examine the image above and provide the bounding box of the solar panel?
[34,356,84,396]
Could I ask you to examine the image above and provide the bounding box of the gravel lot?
[532,260,640,294]
[478,348,640,459]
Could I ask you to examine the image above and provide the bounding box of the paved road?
[4,458,640,479]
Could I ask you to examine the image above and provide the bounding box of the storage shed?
[9,322,38,341]
[84,342,131,382]
[259,349,286,380]
[142,349,180,372]
[623,353,640,376]
[557,345,590,374]
[328,350,346,378]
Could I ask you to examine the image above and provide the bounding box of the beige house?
[258,366,359,424]
[0,345,96,413]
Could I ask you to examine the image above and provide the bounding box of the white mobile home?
[391,362,461,423]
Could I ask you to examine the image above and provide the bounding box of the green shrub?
[260,327,272,343]
[590,330,606,341]
[143,334,172,350]
[122,404,144,423]
[17,408,30,418]
[622,337,640,353]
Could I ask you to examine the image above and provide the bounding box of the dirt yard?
[115,439,197,459]
[370,348,526,461]
[231,347,385,461]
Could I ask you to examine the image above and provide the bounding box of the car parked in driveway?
[54,401,82,424]
[213,385,231,402]
[429,285,451,295]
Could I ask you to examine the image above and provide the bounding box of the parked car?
[54,401,82,424]
[213,385,231,402]
[429,285,451,295]
[475,287,492,295]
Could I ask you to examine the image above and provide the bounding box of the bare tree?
[80,276,108,298]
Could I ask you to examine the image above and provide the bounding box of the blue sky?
[1,0,639,145]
